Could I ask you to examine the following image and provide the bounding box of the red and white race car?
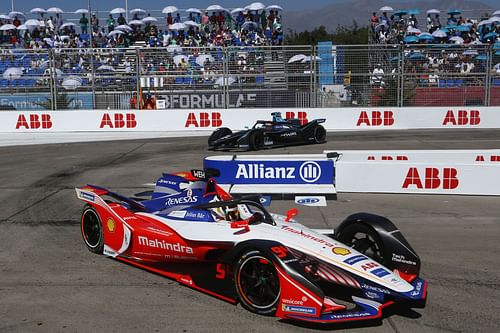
[75,170,426,325]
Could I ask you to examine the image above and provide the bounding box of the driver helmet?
[225,206,240,221]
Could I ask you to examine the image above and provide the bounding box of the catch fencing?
[0,44,499,110]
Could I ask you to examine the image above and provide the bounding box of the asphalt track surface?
[1,129,499,333]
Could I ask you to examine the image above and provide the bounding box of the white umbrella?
[288,54,307,63]
[25,19,41,27]
[407,27,421,34]
[43,38,54,46]
[162,6,178,14]
[493,10,500,16]
[46,7,63,14]
[215,77,236,86]
[62,76,82,90]
[39,59,50,68]
[478,19,492,26]
[186,8,202,14]
[129,20,144,26]
[0,14,10,20]
[241,21,258,30]
[432,29,448,38]
[196,54,214,66]
[30,8,46,14]
[449,36,464,44]
[142,16,158,23]
[130,8,146,15]
[110,8,126,14]
[97,65,115,71]
[463,48,479,56]
[231,8,245,15]
[166,44,182,53]
[266,5,283,11]
[206,5,225,12]
[426,9,440,14]
[16,24,28,30]
[108,30,125,37]
[3,67,23,80]
[490,17,500,23]
[0,24,16,31]
[173,54,189,65]
[246,2,266,11]
[60,22,76,29]
[116,24,133,31]
[9,11,25,18]
[75,9,89,14]
[379,6,394,12]
[184,20,199,27]
[169,22,186,30]
[301,56,322,62]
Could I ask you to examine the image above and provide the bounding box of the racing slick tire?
[336,223,388,267]
[208,127,232,146]
[81,205,104,254]
[313,125,326,144]
[234,250,280,315]
[248,131,264,150]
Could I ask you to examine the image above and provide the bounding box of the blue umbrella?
[394,10,408,16]
[495,51,500,56]
[404,35,419,43]
[407,9,420,15]
[475,54,488,61]
[482,31,498,41]
[408,52,426,60]
[418,33,434,40]
[445,24,457,30]
[389,56,400,62]
[447,9,461,15]
[493,42,500,50]
[456,25,471,32]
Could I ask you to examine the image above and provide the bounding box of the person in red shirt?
[129,93,138,109]
[216,12,225,28]
[166,13,173,26]
[143,93,156,110]
[12,16,21,27]
[370,12,379,33]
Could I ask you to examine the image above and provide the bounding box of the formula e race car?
[75,170,427,325]
[208,112,327,151]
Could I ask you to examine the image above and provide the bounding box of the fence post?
[484,46,492,106]
[399,45,404,107]
[136,49,141,109]
[48,49,57,110]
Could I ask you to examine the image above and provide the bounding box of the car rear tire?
[313,125,326,144]
[234,250,280,315]
[336,224,386,266]
[249,131,264,150]
[208,127,232,146]
[81,206,104,254]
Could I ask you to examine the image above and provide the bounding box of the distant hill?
[283,0,494,33]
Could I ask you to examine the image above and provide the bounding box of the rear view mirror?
[285,208,298,222]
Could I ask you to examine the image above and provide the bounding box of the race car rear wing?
[76,185,147,212]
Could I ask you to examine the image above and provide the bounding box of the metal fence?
[0,44,499,110]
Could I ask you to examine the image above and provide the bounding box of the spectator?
[143,93,156,109]
[12,16,21,27]
[166,13,173,26]
[80,13,89,35]
[117,13,126,26]
[129,93,138,109]
[91,13,99,33]
[174,13,181,23]
[371,64,385,87]
[370,12,379,32]
[107,14,115,33]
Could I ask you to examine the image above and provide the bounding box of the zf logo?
[299,161,321,183]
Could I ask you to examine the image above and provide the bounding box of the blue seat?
[447,80,455,87]
[175,77,183,84]
[0,79,8,87]
[493,78,500,87]
[438,79,446,88]
[256,76,264,84]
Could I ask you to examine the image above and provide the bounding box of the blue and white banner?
[204,158,335,185]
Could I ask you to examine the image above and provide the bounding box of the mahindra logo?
[16,114,52,129]
[138,236,193,254]
[185,112,222,128]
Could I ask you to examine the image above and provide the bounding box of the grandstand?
[0,3,499,110]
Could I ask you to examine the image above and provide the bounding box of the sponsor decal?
[361,283,391,294]
[411,281,424,296]
[168,211,187,218]
[442,110,480,126]
[344,255,368,265]
[156,92,257,109]
[280,132,297,137]
[392,253,417,266]
[259,195,272,206]
[330,312,372,319]
[103,248,115,256]
[79,191,95,202]
[356,111,394,127]
[165,195,198,206]
[106,218,115,233]
[295,196,327,207]
[364,291,383,300]
[138,236,194,254]
[282,304,316,315]
[157,179,179,186]
[282,298,304,305]
[185,211,210,220]
[235,161,322,183]
[146,227,174,237]
[191,170,206,179]
[371,268,391,278]
[281,226,334,247]
[361,262,379,271]
[16,114,53,129]
[184,112,222,128]
[402,167,459,190]
[99,113,137,129]
[284,111,309,125]
[332,247,351,256]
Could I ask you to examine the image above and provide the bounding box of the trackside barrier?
[203,154,336,198]
[2,106,500,133]
[332,150,500,195]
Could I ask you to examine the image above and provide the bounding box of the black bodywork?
[208,113,327,151]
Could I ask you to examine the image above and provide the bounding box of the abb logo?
[442,110,480,126]
[16,114,53,129]
[368,155,408,161]
[100,113,137,128]
[185,112,222,128]
[402,167,459,190]
[285,111,308,125]
[356,111,394,127]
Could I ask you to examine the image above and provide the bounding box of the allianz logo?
[235,161,321,182]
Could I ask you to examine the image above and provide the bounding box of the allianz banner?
[203,158,335,185]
